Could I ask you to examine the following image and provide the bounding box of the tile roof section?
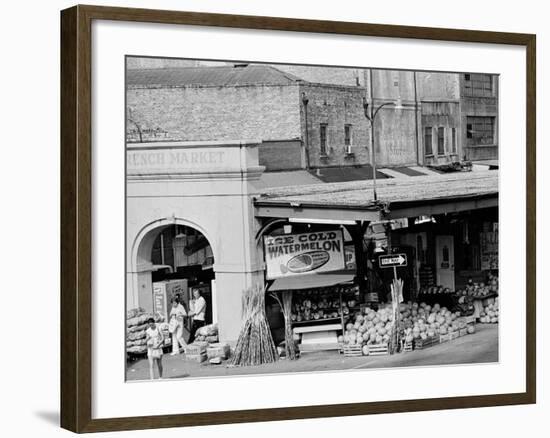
[255,170,498,208]
[127,65,303,88]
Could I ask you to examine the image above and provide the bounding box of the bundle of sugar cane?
[270,290,297,360]
[389,278,403,354]
[231,284,278,366]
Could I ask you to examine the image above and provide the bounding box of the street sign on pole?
[378,253,407,268]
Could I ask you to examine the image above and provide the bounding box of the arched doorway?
[128,218,217,331]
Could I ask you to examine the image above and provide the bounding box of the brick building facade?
[127,62,497,171]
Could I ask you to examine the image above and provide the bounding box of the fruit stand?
[339,299,479,356]
[267,270,358,352]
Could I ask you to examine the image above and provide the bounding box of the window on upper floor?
[320,124,328,155]
[437,127,445,155]
[452,127,457,154]
[344,124,352,154]
[424,126,433,156]
[466,116,495,146]
[464,73,493,97]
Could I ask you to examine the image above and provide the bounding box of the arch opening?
[128,221,217,338]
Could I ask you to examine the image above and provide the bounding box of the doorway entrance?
[435,235,455,289]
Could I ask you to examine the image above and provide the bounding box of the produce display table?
[268,270,358,353]
[293,323,342,352]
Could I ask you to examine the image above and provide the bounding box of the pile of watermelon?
[338,305,394,348]
[479,298,499,324]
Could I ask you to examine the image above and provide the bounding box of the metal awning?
[269,270,355,292]
[254,170,498,222]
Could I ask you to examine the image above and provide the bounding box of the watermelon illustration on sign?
[286,251,330,274]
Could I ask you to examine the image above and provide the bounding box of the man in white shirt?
[188,288,207,344]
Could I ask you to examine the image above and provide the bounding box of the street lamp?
[363,98,399,201]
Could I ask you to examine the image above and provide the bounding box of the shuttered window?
[437,127,445,155]
[320,124,328,155]
[424,126,433,156]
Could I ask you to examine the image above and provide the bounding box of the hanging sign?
[264,230,345,279]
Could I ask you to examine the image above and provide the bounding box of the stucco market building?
[126,139,498,344]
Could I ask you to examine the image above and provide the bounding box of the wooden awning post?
[346,221,370,301]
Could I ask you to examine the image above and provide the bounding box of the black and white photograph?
[125,57,499,382]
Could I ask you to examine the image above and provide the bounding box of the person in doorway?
[145,317,164,380]
[188,289,207,344]
[169,298,187,355]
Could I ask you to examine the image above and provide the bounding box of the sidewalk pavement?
[126,324,498,382]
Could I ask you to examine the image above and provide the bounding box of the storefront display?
[290,283,359,323]
[480,224,499,270]
[337,294,482,356]
[287,282,359,352]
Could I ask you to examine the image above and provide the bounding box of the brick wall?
[259,140,304,171]
[300,83,371,168]
[126,84,302,143]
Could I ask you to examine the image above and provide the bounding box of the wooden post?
[347,221,369,302]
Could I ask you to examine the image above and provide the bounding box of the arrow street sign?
[379,253,408,268]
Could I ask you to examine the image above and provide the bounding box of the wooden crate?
[449,331,460,341]
[343,344,363,357]
[206,343,230,359]
[459,328,468,337]
[368,343,389,356]
[185,353,207,363]
[463,315,476,325]
[402,340,414,352]
[185,342,207,355]
[414,336,438,350]
[439,333,451,343]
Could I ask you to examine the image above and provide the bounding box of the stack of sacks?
[194,323,219,343]
[126,309,165,355]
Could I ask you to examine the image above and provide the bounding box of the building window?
[437,127,445,155]
[344,124,352,154]
[320,124,328,155]
[451,127,457,154]
[424,126,433,156]
[466,116,495,146]
[464,73,493,97]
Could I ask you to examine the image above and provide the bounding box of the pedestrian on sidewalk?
[169,298,187,355]
[145,317,164,380]
[188,288,207,344]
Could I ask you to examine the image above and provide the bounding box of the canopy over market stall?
[268,269,355,292]
[254,170,498,221]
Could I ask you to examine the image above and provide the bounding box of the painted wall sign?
[127,149,226,171]
[264,230,345,279]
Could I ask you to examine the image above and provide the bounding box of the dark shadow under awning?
[268,269,355,292]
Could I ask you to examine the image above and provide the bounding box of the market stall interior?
[261,210,498,359]
[127,170,499,369]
